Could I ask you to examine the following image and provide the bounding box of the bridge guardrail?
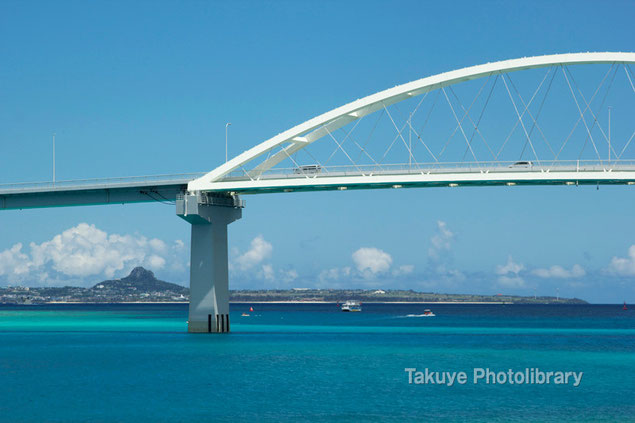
[0,172,206,195]
[4,161,635,195]
[221,160,635,182]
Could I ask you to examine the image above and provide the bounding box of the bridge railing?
[0,172,206,195]
[221,160,635,181]
[4,160,635,195]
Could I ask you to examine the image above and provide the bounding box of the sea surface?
[0,303,633,422]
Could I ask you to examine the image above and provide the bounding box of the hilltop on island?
[0,266,587,304]
[0,267,188,304]
[92,267,189,300]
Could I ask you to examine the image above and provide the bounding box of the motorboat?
[341,300,361,312]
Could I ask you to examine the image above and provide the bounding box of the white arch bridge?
[1,52,634,332]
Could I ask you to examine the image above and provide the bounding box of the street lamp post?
[608,107,611,163]
[53,133,56,186]
[225,122,232,163]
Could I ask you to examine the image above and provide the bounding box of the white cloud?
[318,266,352,282]
[433,265,466,282]
[495,255,525,287]
[352,247,393,275]
[0,243,31,279]
[249,264,299,285]
[428,220,454,260]
[230,236,299,287]
[252,264,298,286]
[532,264,586,279]
[260,264,275,281]
[496,255,524,275]
[148,238,167,254]
[498,275,525,288]
[608,245,635,276]
[318,247,413,285]
[234,235,272,271]
[0,223,178,285]
[148,255,166,269]
[426,221,463,282]
[280,269,299,283]
[447,268,465,281]
[393,264,415,276]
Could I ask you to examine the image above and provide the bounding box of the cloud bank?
[0,223,184,286]
[608,245,635,276]
[427,221,464,283]
[231,235,298,287]
[428,220,454,260]
[1,221,632,302]
[532,264,586,279]
[352,247,393,276]
[317,246,414,287]
[233,235,273,271]
[495,256,525,288]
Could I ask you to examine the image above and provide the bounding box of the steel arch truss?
[188,52,635,193]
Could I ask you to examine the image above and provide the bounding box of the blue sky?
[0,0,634,302]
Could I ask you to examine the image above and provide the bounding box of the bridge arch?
[189,52,635,191]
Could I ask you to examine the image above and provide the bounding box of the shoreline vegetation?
[229,290,586,304]
[0,266,587,305]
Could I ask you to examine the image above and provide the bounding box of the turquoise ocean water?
[0,303,633,422]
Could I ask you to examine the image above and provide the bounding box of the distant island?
[0,266,587,305]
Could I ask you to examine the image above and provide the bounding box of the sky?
[0,0,634,302]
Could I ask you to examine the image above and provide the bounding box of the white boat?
[341,300,361,312]
[423,309,435,317]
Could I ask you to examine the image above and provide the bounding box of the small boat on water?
[624,302,628,310]
[341,300,361,312]
[405,309,436,318]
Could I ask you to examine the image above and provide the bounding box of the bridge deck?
[208,162,635,194]
[2,162,635,209]
[0,173,204,210]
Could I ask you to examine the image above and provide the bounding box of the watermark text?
[404,368,583,387]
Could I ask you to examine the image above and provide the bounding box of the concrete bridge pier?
[176,193,243,333]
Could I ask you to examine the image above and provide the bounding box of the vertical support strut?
[177,192,243,333]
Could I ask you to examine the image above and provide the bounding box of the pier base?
[177,193,243,333]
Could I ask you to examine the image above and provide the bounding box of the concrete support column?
[177,193,242,333]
